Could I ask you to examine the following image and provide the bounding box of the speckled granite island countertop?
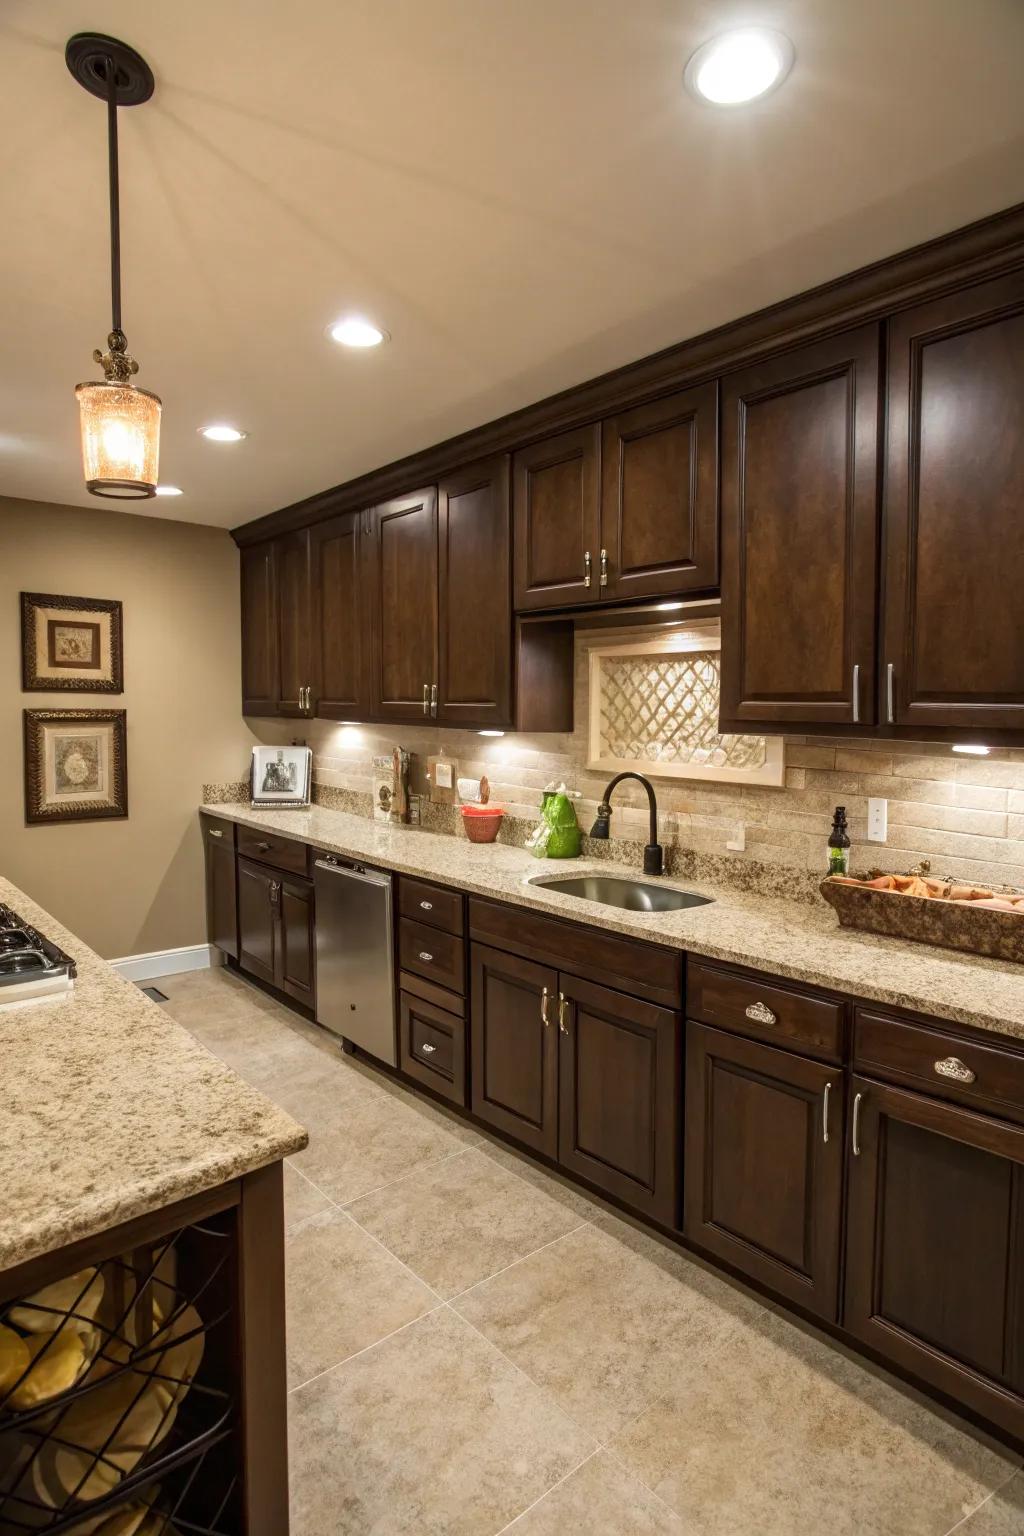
[205,802,1024,1044]
[0,876,307,1274]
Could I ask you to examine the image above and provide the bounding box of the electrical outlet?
[867,797,888,843]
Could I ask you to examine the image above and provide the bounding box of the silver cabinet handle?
[886,662,895,724]
[934,1056,976,1084]
[583,550,592,588]
[419,900,433,911]
[541,985,551,1027]
[558,990,569,1034]
[422,683,429,716]
[852,664,860,724]
[420,1041,437,1055]
[745,1000,776,1026]
[304,685,310,712]
[599,548,608,587]
[430,682,438,717]
[209,828,223,838]
[418,950,434,963]
[822,1081,832,1144]
[852,1091,863,1157]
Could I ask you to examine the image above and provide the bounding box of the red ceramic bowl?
[461,805,504,843]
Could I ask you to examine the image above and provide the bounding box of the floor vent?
[140,985,169,1003]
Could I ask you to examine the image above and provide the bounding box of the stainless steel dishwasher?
[313,855,397,1065]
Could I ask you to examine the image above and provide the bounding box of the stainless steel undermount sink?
[530,874,713,913]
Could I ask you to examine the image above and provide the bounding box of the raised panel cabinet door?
[683,1022,844,1320]
[240,541,279,716]
[278,876,315,1008]
[558,975,680,1226]
[470,943,558,1158]
[600,383,718,601]
[719,325,881,731]
[310,511,367,720]
[274,528,314,717]
[204,830,238,959]
[437,456,512,728]
[844,1076,1024,1440]
[237,856,277,986]
[513,425,601,611]
[367,488,439,720]
[882,274,1024,733]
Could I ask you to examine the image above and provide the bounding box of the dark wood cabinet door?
[845,1076,1024,1439]
[203,823,238,960]
[240,542,279,716]
[600,384,718,601]
[367,488,439,720]
[310,511,367,720]
[278,876,315,1008]
[470,943,558,1157]
[437,456,512,728]
[273,528,313,717]
[882,274,1024,734]
[558,975,680,1227]
[513,426,601,611]
[237,856,277,986]
[719,326,881,731]
[684,1023,844,1320]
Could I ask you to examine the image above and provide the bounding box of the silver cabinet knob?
[420,1042,437,1055]
[419,900,433,911]
[745,1000,776,1026]
[934,1056,976,1084]
[418,950,434,963]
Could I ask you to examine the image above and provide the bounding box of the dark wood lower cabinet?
[844,1075,1024,1439]
[236,855,315,1008]
[558,975,680,1226]
[278,875,315,1008]
[399,989,467,1107]
[684,1023,844,1321]
[237,857,278,986]
[470,944,558,1158]
[202,817,237,959]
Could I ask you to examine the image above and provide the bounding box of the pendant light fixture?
[66,34,161,498]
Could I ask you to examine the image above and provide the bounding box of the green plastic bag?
[527,784,581,859]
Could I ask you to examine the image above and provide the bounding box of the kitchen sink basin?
[530,874,713,913]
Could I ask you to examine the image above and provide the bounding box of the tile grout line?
[340,1144,478,1210]
[445,1220,594,1304]
[941,1464,1022,1536]
[286,1301,448,1396]
[489,1448,602,1536]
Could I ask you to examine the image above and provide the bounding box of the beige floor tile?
[476,1137,608,1222]
[453,1222,756,1440]
[345,1147,590,1298]
[285,1207,438,1388]
[503,1451,684,1534]
[288,1307,595,1536]
[282,1162,333,1235]
[952,1471,1024,1536]
[610,1307,1019,1536]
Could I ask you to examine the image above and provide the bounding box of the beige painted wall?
[0,496,257,958]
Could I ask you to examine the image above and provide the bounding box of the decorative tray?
[820,872,1024,964]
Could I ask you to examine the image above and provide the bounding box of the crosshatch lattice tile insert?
[598,650,767,769]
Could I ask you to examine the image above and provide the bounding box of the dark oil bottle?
[827,805,851,876]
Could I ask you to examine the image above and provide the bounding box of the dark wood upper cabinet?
[437,456,512,728]
[513,425,601,611]
[367,488,439,721]
[240,542,279,716]
[844,1075,1024,1440]
[470,943,558,1158]
[684,1022,844,1321]
[273,528,313,717]
[600,383,718,601]
[558,974,680,1227]
[882,274,1024,734]
[719,325,882,732]
[310,511,367,721]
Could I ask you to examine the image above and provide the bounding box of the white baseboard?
[111,944,222,983]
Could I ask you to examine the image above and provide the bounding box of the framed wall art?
[24,709,128,825]
[21,592,124,693]
[251,745,312,808]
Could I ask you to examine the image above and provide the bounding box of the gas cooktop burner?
[0,904,77,992]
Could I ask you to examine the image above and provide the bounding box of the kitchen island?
[0,875,306,1535]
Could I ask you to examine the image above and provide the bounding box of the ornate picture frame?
[21,592,124,693]
[24,709,128,825]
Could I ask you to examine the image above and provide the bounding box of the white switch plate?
[867,797,888,843]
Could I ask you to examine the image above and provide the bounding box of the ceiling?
[3,0,1024,530]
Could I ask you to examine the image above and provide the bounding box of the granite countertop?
[0,876,307,1275]
[206,801,1024,1044]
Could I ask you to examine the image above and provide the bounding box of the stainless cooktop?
[0,904,77,988]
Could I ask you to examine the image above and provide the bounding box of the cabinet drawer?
[399,991,466,1106]
[399,877,464,936]
[688,962,844,1064]
[236,825,309,876]
[468,896,682,1009]
[854,1009,1024,1126]
[200,812,236,848]
[399,917,465,995]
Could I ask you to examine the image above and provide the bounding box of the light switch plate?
[867,797,888,843]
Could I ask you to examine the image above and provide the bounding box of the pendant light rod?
[105,54,122,335]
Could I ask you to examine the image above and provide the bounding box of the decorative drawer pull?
[209,828,223,838]
[256,840,272,852]
[418,950,434,963]
[419,900,434,911]
[419,1042,437,1055]
[558,991,569,1034]
[745,1001,777,1026]
[934,1056,976,1084]
[541,985,551,1027]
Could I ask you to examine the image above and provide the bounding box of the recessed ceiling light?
[684,28,795,106]
[327,316,389,349]
[199,424,247,443]
[952,743,990,756]
[155,484,183,496]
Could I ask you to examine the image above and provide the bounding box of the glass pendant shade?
[75,379,161,498]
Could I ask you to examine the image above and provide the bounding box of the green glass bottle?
[827,805,851,876]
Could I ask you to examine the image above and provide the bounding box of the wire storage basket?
[0,1213,240,1535]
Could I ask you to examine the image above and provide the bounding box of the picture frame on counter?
[251,745,312,808]
[21,592,124,693]
[24,708,128,825]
